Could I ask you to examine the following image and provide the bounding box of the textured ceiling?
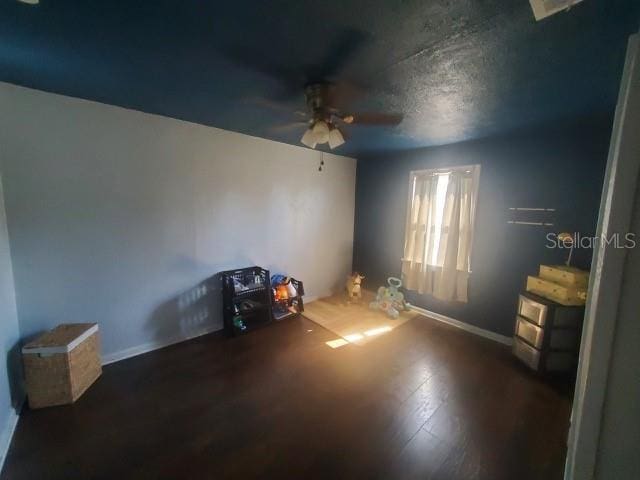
[1,0,638,157]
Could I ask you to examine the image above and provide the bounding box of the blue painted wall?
[0,172,21,466]
[353,116,612,336]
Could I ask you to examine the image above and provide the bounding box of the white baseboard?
[101,324,221,366]
[409,305,513,346]
[0,408,19,474]
[102,294,322,366]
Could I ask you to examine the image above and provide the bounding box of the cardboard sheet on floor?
[303,290,416,346]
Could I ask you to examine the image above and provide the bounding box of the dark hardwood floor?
[1,314,572,480]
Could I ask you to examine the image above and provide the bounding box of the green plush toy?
[369,277,410,319]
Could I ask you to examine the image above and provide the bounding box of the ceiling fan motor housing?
[305,83,333,123]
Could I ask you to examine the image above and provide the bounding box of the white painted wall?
[0,82,356,362]
[591,33,640,480]
[0,173,21,471]
[594,184,640,479]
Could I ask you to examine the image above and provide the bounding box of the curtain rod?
[412,170,472,176]
[410,164,477,177]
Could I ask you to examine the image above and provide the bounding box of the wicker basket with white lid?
[22,323,102,409]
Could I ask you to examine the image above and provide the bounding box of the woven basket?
[22,323,102,409]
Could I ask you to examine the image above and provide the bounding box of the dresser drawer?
[518,294,549,326]
[515,316,545,348]
[515,316,581,350]
[512,337,576,372]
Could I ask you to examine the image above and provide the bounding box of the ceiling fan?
[222,28,403,150]
[281,82,403,150]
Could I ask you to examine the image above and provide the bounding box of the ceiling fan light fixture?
[312,120,330,144]
[301,128,317,148]
[328,127,345,149]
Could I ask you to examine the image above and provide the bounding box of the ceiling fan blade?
[243,97,308,118]
[347,112,403,126]
[326,81,366,110]
[306,28,369,82]
[268,121,310,134]
[220,46,304,99]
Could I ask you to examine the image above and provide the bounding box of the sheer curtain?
[401,166,479,302]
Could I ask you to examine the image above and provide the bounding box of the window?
[402,165,480,302]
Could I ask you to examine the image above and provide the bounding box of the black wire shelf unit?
[221,266,272,336]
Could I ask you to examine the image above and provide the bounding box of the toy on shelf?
[232,305,247,332]
[369,277,410,319]
[345,273,365,303]
[271,275,298,302]
[270,274,305,321]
